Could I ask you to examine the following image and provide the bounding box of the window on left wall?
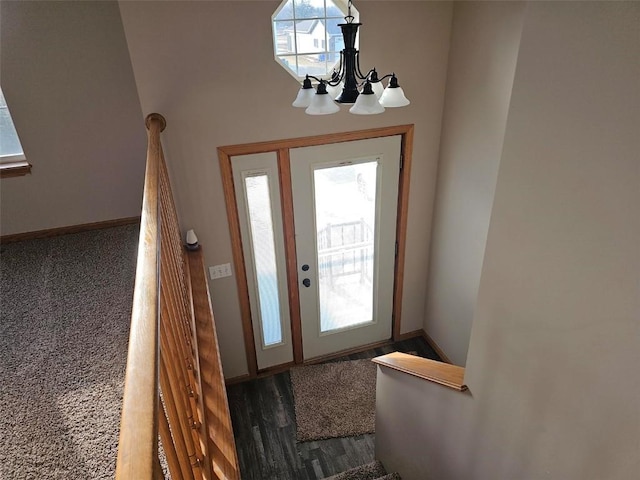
[1,87,31,177]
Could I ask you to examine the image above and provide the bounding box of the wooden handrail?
[116,114,240,479]
[115,113,164,479]
[372,352,467,391]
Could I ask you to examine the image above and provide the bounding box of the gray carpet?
[322,460,401,480]
[322,461,386,480]
[290,359,377,442]
[0,225,139,479]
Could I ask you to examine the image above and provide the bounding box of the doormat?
[290,359,377,442]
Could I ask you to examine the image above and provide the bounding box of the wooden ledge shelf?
[372,352,467,391]
[0,161,32,178]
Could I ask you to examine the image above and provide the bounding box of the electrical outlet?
[209,263,233,280]
[220,263,232,277]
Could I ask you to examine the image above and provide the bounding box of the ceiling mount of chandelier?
[292,0,410,116]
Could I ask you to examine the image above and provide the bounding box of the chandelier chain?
[345,0,355,23]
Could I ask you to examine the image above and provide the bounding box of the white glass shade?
[326,82,343,100]
[370,81,384,99]
[292,87,314,108]
[349,92,384,115]
[306,93,340,115]
[379,85,410,107]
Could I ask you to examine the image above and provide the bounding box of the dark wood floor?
[226,337,441,480]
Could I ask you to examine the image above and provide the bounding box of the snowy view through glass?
[245,174,283,346]
[313,160,378,332]
[272,0,356,79]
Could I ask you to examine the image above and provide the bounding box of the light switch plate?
[209,263,232,280]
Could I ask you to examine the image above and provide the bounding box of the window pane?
[277,55,298,74]
[295,19,325,53]
[325,3,344,17]
[294,0,325,19]
[245,175,283,346]
[0,88,24,158]
[274,21,295,55]
[274,0,294,20]
[325,18,345,52]
[314,161,378,332]
[296,53,329,77]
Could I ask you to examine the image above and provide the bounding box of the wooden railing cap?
[145,113,167,132]
[372,352,468,392]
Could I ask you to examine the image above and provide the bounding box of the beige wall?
[424,1,525,365]
[119,0,453,378]
[377,2,640,479]
[0,1,146,235]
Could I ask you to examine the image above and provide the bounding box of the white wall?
[377,2,640,479]
[424,1,525,365]
[0,0,146,235]
[118,0,453,378]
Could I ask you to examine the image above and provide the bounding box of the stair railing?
[115,114,240,480]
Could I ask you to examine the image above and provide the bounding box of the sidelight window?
[243,172,284,347]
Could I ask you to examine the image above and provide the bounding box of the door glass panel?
[245,174,283,346]
[313,161,378,332]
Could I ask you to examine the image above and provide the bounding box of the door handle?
[302,278,311,287]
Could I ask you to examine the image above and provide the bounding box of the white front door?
[290,136,401,360]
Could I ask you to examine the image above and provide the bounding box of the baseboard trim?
[394,329,425,341]
[303,338,394,366]
[421,330,453,364]
[257,361,297,378]
[225,374,251,386]
[1,216,141,244]
[225,338,396,385]
[224,332,455,384]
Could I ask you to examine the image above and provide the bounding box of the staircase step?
[321,460,403,480]
[322,460,387,480]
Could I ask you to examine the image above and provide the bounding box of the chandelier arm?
[304,75,327,84]
[354,53,370,80]
[327,53,345,86]
[362,68,377,81]
[376,73,396,83]
[328,72,344,86]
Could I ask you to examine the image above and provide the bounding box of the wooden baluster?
[160,323,204,480]
[158,402,184,480]
[159,353,195,480]
[160,246,193,391]
[161,293,203,460]
[182,251,213,480]
[159,201,195,371]
[154,454,165,480]
[159,215,207,478]
[186,250,240,479]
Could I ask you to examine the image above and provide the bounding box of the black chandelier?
[292,0,410,115]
